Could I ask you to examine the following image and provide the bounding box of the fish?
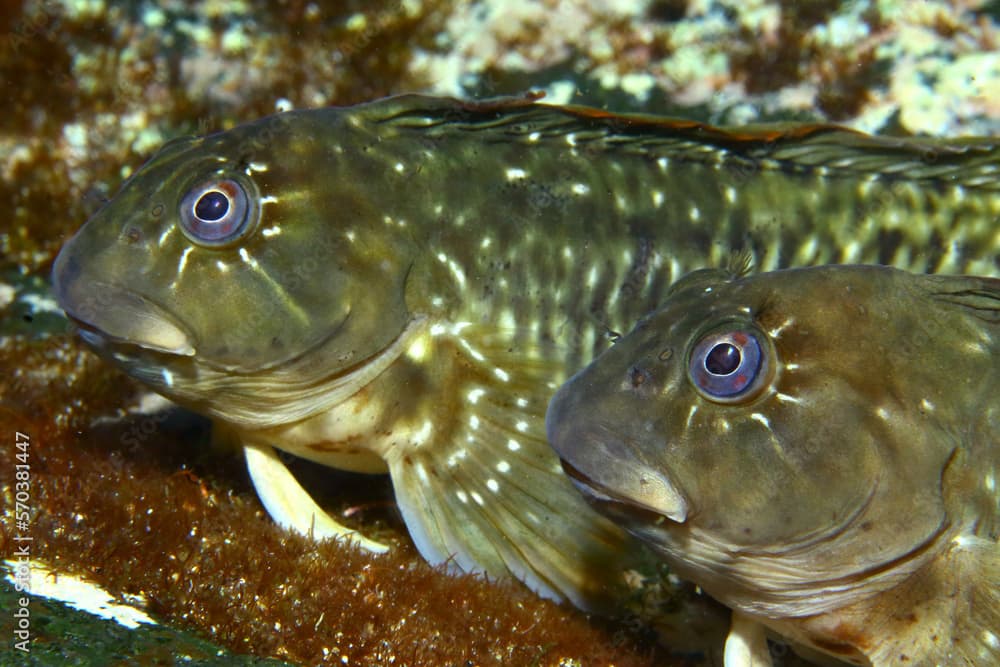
[547,263,1000,665]
[50,93,1000,612]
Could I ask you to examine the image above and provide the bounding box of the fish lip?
[560,458,688,525]
[57,284,196,357]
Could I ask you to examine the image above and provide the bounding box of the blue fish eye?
[179,176,258,246]
[688,327,768,402]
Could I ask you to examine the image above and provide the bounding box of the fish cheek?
[666,385,883,548]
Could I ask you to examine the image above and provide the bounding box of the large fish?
[547,263,1000,665]
[50,94,999,611]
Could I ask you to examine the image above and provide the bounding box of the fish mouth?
[560,458,688,525]
[56,283,195,357]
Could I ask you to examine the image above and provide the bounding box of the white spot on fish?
[586,265,599,288]
[566,133,577,146]
[467,388,485,404]
[516,398,528,408]
[984,472,996,493]
[259,195,278,205]
[448,259,467,288]
[572,183,590,195]
[406,336,429,361]
[983,630,999,650]
[685,405,698,429]
[725,186,737,204]
[261,226,281,237]
[412,420,433,446]
[246,161,268,173]
[471,491,484,506]
[785,363,800,371]
[651,190,664,207]
[158,225,175,246]
[497,460,511,473]
[238,247,258,268]
[456,490,468,503]
[768,317,795,338]
[528,131,541,142]
[480,237,492,249]
[175,246,192,277]
[657,157,669,171]
[487,478,500,492]
[494,367,510,382]
[394,161,405,173]
[689,205,701,222]
[515,420,528,432]
[775,392,802,405]
[715,418,731,433]
[215,260,229,273]
[345,230,356,242]
[505,167,527,180]
[920,398,935,412]
[507,439,521,452]
[875,407,890,421]
[469,415,480,430]
[750,412,771,428]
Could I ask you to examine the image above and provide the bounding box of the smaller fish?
[547,264,1000,666]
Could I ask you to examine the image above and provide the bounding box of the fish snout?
[546,376,688,523]
[52,244,195,356]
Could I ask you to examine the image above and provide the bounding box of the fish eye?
[178,176,258,246]
[688,326,770,403]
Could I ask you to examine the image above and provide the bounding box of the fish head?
[52,110,413,398]
[548,265,966,612]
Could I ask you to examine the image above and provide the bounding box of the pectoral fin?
[724,612,773,667]
[384,326,651,612]
[243,441,389,553]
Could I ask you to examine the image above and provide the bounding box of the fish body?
[51,94,1000,611]
[547,264,1000,664]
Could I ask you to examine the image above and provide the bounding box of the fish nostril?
[626,364,651,391]
[123,226,143,244]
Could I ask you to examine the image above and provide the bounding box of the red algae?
[0,335,670,666]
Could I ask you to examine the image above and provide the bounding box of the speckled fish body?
[547,264,1000,665]
[51,94,1000,612]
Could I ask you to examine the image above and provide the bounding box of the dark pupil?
[705,343,740,375]
[194,191,229,221]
